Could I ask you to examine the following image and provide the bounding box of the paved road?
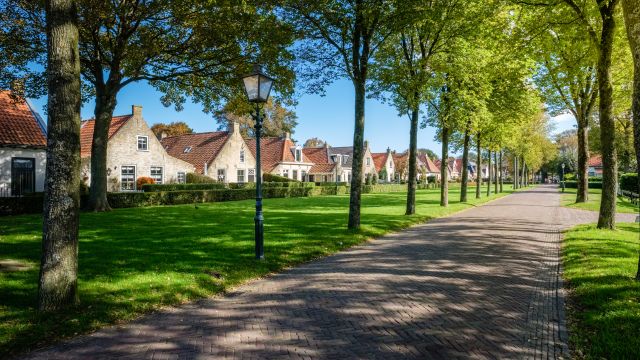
[24,185,637,359]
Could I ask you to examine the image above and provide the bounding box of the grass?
[561,187,640,214]
[0,185,513,356]
[563,223,640,359]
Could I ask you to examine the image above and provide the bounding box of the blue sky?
[29,79,574,155]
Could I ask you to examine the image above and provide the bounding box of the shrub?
[426,175,437,184]
[142,183,226,192]
[563,181,603,189]
[365,173,372,185]
[136,177,155,188]
[0,193,44,215]
[372,173,378,185]
[263,173,294,182]
[186,172,216,184]
[620,173,639,193]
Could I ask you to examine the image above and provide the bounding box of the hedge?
[186,172,216,183]
[142,183,226,192]
[562,181,603,189]
[263,173,294,182]
[620,173,639,194]
[1,183,437,215]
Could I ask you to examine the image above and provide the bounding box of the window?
[237,169,245,183]
[337,174,341,182]
[121,166,136,191]
[366,157,371,166]
[177,172,186,184]
[240,149,245,163]
[292,170,298,181]
[248,169,255,183]
[150,166,163,184]
[183,146,192,153]
[348,173,352,182]
[137,136,148,151]
[295,148,302,162]
[282,169,289,178]
[217,169,226,182]
[301,170,307,182]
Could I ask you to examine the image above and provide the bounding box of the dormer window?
[240,149,245,163]
[137,136,148,151]
[295,148,302,162]
[331,154,339,163]
[183,146,192,153]
[366,157,371,166]
[342,155,349,165]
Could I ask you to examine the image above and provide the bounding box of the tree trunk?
[487,150,492,196]
[622,0,640,279]
[406,106,418,215]
[476,134,481,199]
[576,115,590,202]
[514,156,518,190]
[597,3,619,230]
[440,126,449,207]
[348,79,366,229]
[460,122,471,203]
[38,0,81,312]
[499,150,503,193]
[87,88,117,212]
[494,151,498,194]
[521,159,526,187]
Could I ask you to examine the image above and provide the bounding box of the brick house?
[161,122,256,183]
[80,105,194,191]
[0,90,47,196]
[245,133,313,181]
[372,149,395,182]
[588,155,603,177]
[418,153,441,180]
[303,142,376,183]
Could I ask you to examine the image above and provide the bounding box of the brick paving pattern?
[22,185,637,359]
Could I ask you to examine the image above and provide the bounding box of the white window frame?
[237,169,245,183]
[301,170,307,182]
[177,172,186,184]
[292,170,298,181]
[150,166,163,184]
[282,169,289,178]
[121,165,136,191]
[295,148,302,162]
[217,169,226,182]
[366,157,371,166]
[240,149,245,163]
[248,169,255,183]
[137,136,149,151]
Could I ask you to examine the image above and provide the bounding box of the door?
[11,157,35,196]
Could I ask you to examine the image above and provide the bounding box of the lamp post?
[242,64,274,260]
[561,162,565,192]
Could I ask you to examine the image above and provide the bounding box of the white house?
[0,90,47,196]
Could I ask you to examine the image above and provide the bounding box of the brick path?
[23,185,636,359]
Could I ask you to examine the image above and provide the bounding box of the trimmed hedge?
[263,173,294,182]
[142,183,226,192]
[0,193,44,216]
[563,181,603,189]
[620,173,639,193]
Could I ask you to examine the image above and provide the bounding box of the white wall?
[0,147,47,195]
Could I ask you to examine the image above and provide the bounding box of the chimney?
[228,121,240,134]
[386,147,391,154]
[132,105,143,117]
[284,131,290,140]
[160,131,168,139]
[364,140,369,150]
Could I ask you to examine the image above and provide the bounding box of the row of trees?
[6,0,640,311]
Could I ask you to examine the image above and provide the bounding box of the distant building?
[588,155,603,177]
[246,133,314,181]
[81,105,194,191]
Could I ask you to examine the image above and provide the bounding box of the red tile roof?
[0,90,46,148]
[371,152,389,172]
[418,153,440,173]
[161,131,231,173]
[303,146,336,174]
[392,152,408,169]
[246,137,309,172]
[80,115,132,157]
[588,155,602,167]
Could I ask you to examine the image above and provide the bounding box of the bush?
[426,175,437,184]
[186,172,216,184]
[136,177,155,189]
[563,181,603,189]
[0,193,44,215]
[263,173,294,182]
[142,183,226,192]
[620,173,639,194]
[372,173,378,185]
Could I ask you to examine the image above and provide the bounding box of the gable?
[0,90,47,148]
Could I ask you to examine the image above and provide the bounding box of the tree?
[556,129,579,172]
[419,148,439,161]
[303,137,327,148]
[5,0,295,212]
[215,97,298,138]
[38,0,81,311]
[287,0,394,229]
[621,0,640,280]
[150,122,193,140]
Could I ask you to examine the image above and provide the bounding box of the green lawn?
[563,223,640,359]
[561,187,639,213]
[0,185,513,356]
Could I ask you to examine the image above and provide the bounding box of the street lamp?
[561,162,565,192]
[242,64,274,260]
